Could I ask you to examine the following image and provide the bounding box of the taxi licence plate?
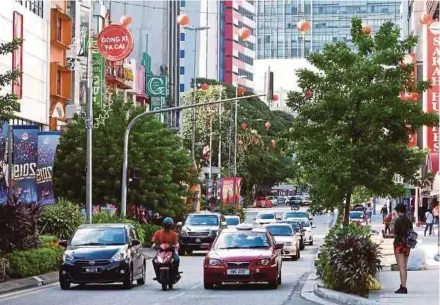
[226,269,250,275]
[195,238,201,243]
[84,268,99,273]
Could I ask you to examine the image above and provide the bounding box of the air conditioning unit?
[66,104,82,119]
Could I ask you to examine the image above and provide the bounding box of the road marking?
[0,282,58,301]
[167,292,185,300]
[190,283,201,289]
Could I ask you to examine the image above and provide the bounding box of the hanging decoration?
[120,15,132,27]
[272,94,279,101]
[420,13,433,25]
[305,89,313,98]
[361,24,372,35]
[240,123,247,129]
[238,27,251,40]
[271,140,276,148]
[289,127,294,133]
[238,87,246,95]
[297,20,311,33]
[177,13,190,26]
[265,121,271,129]
[201,83,209,90]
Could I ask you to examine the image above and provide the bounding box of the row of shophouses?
[0,0,167,132]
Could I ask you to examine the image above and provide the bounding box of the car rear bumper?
[59,261,130,284]
[204,266,277,284]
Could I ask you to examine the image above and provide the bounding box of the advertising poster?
[0,122,9,204]
[221,177,242,207]
[12,126,38,203]
[37,131,60,204]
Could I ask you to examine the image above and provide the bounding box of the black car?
[59,224,146,290]
[176,212,227,255]
[279,220,305,250]
[287,196,303,208]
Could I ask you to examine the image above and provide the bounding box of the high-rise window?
[15,0,44,18]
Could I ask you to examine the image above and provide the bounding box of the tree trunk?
[343,192,352,226]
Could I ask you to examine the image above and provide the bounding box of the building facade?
[0,0,50,129]
[256,0,401,59]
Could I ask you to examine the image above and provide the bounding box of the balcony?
[50,62,71,101]
[50,8,72,49]
[105,65,132,89]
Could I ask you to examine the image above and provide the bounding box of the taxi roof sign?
[236,224,254,230]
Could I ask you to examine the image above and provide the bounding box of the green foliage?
[7,246,65,278]
[0,38,22,120]
[0,198,41,253]
[141,223,162,246]
[316,223,381,296]
[39,235,59,244]
[38,198,83,239]
[286,18,438,224]
[0,258,10,283]
[216,204,247,222]
[54,94,196,218]
[351,186,375,205]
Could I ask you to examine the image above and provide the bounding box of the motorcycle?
[290,203,300,210]
[154,244,181,291]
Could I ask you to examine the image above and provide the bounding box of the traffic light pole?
[120,93,266,217]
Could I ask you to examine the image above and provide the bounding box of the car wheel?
[297,248,301,259]
[292,253,298,261]
[169,283,173,290]
[300,240,305,250]
[137,262,146,285]
[78,283,86,289]
[309,239,314,246]
[204,277,214,289]
[277,268,282,285]
[268,278,278,289]
[60,280,70,290]
[122,266,134,289]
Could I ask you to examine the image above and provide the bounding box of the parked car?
[264,223,301,260]
[253,197,273,208]
[224,215,241,228]
[282,211,313,223]
[176,212,227,255]
[270,196,278,206]
[254,212,278,225]
[59,223,146,290]
[276,197,286,205]
[203,224,283,289]
[349,211,368,226]
[301,195,312,206]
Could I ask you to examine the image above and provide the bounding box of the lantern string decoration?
[120,15,132,27]
[177,13,190,27]
[201,83,209,91]
[265,121,271,129]
[420,13,433,25]
[361,24,372,35]
[240,123,247,129]
[272,94,279,102]
[237,133,255,151]
[93,86,114,129]
[297,20,311,33]
[238,87,246,95]
[238,27,251,40]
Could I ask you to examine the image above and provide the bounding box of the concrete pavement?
[0,207,333,305]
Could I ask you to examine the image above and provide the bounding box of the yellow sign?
[123,68,134,81]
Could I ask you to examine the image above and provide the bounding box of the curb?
[300,273,339,305]
[314,284,380,305]
[0,253,153,296]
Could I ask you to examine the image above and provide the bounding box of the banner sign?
[0,122,9,204]
[426,22,440,152]
[221,177,242,208]
[12,126,38,203]
[37,131,60,205]
[92,36,105,106]
[147,75,167,97]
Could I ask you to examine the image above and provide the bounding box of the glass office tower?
[256,0,401,59]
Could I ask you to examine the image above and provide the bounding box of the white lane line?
[0,282,58,301]
[190,283,201,289]
[167,292,185,300]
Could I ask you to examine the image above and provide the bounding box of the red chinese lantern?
[177,13,190,26]
[305,89,313,98]
[202,153,208,160]
[238,87,246,95]
[361,24,372,35]
[120,15,133,26]
[271,140,276,148]
[238,140,244,145]
[411,92,420,101]
[253,137,260,144]
[240,123,247,129]
[201,83,209,90]
[272,95,279,101]
[420,13,433,25]
[297,20,310,33]
[238,28,251,40]
[265,121,271,129]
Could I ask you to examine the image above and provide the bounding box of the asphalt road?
[0,207,332,305]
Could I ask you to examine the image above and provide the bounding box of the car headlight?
[111,250,128,262]
[62,252,74,263]
[180,229,188,237]
[208,258,222,266]
[284,242,292,246]
[257,258,271,266]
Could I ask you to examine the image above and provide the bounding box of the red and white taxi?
[202,224,283,289]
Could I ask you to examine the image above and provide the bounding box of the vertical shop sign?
[92,37,105,105]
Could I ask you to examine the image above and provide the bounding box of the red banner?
[426,23,440,152]
[12,12,23,99]
[221,177,242,208]
[400,53,418,147]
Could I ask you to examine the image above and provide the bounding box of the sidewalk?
[368,214,440,304]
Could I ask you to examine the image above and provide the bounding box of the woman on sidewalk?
[393,204,413,294]
[425,209,435,236]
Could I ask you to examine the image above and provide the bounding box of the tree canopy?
[0,39,21,121]
[286,18,438,224]
[54,94,196,218]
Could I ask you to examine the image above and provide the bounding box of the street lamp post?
[232,76,248,207]
[186,26,210,161]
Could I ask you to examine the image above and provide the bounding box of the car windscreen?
[225,217,239,225]
[213,232,270,249]
[185,215,219,226]
[301,221,311,227]
[283,222,301,230]
[350,212,363,219]
[266,225,293,236]
[70,228,127,246]
[257,213,275,220]
[284,212,308,219]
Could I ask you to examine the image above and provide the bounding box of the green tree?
[54,94,196,218]
[0,39,22,120]
[286,18,438,225]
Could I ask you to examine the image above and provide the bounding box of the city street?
[0,207,333,305]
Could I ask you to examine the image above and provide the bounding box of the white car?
[264,223,301,260]
[284,217,315,245]
[254,212,277,225]
[224,215,241,228]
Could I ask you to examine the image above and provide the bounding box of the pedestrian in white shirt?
[366,203,373,224]
[425,210,435,236]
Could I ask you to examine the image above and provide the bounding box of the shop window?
[51,8,72,47]
[56,70,61,95]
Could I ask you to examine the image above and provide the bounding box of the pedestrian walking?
[381,204,388,221]
[383,213,392,235]
[425,209,435,236]
[366,203,373,224]
[392,204,413,294]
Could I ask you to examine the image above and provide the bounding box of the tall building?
[256,0,401,59]
[179,0,256,93]
[0,0,50,129]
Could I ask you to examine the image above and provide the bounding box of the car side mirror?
[131,239,141,247]
[221,221,227,227]
[176,222,183,230]
[201,243,211,250]
[276,217,281,220]
[311,225,316,229]
[59,240,68,247]
[275,243,284,250]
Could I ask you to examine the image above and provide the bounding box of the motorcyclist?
[151,217,180,280]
